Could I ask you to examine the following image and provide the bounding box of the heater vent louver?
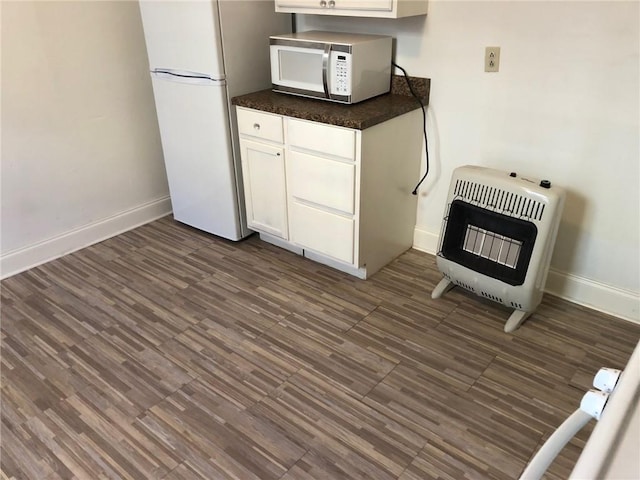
[480,291,503,303]
[443,274,476,293]
[454,179,546,221]
[454,280,475,293]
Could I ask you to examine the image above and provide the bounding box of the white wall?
[298,1,640,321]
[1,1,170,277]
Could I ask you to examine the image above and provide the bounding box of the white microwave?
[269,31,392,104]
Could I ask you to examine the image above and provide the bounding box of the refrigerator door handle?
[151,68,226,86]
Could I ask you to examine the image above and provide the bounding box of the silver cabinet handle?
[253,123,260,131]
[320,0,326,6]
[328,0,335,6]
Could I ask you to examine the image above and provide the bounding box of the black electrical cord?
[392,61,429,195]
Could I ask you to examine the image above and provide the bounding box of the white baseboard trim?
[545,270,639,324]
[412,226,640,325]
[413,226,439,256]
[1,196,172,279]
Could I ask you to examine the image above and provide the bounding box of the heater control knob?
[539,179,551,188]
[509,172,517,177]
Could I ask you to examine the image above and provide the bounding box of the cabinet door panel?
[288,151,355,214]
[331,0,392,10]
[289,202,354,264]
[240,139,288,238]
[288,119,355,160]
[275,0,428,17]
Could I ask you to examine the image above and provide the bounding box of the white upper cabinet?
[275,0,427,18]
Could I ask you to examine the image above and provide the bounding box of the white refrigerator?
[139,1,290,240]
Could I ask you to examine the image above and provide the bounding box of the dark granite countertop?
[231,76,430,130]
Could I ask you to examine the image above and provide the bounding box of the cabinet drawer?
[288,118,355,160]
[289,201,354,264]
[237,108,283,143]
[288,151,355,214]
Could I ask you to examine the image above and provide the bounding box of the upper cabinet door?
[275,0,427,18]
[277,0,391,11]
[139,0,225,76]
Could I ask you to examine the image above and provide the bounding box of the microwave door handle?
[322,43,331,100]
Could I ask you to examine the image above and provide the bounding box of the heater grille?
[438,200,537,286]
[453,179,545,221]
[463,225,522,268]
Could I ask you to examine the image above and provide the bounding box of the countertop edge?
[231,76,430,130]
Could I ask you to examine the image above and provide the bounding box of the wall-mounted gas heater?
[432,166,566,332]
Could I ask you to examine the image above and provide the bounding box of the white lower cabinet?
[236,106,422,279]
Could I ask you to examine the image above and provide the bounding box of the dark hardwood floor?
[2,216,639,480]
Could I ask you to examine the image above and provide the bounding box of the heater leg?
[504,310,532,333]
[432,278,455,299]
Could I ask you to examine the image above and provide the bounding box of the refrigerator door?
[150,72,244,240]
[139,0,224,76]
